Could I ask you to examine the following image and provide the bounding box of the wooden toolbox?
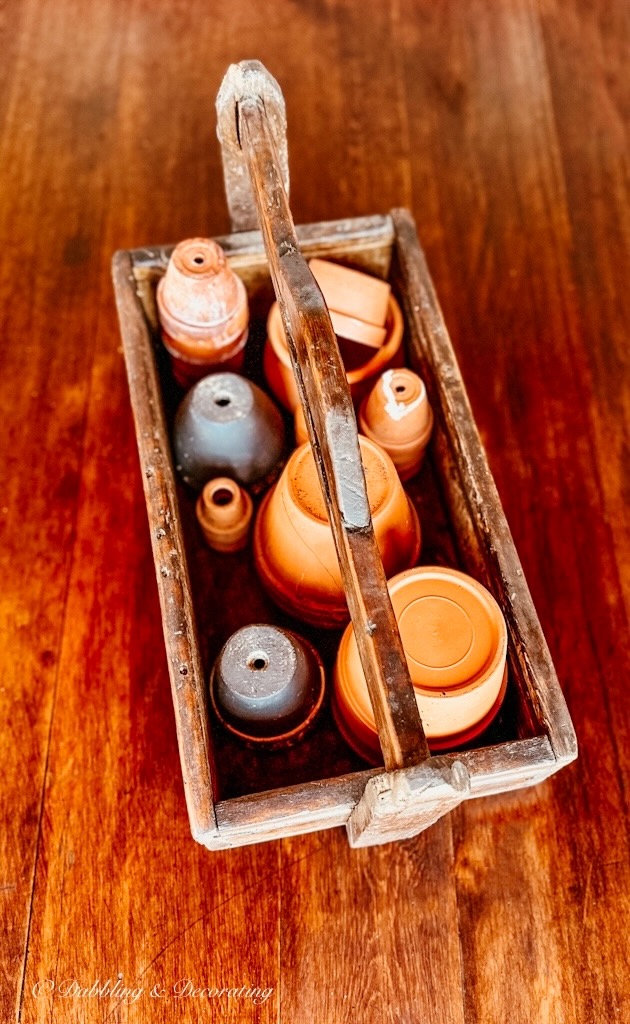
[112,61,577,849]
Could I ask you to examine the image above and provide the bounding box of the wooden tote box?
[112,61,576,849]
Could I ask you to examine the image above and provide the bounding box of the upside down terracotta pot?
[157,238,249,387]
[253,436,421,628]
[196,477,254,553]
[333,566,508,762]
[263,293,405,412]
[359,368,434,480]
[309,257,391,348]
[173,372,285,491]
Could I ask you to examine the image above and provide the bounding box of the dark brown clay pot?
[173,372,286,490]
[210,624,326,746]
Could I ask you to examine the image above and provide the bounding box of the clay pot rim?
[209,640,326,745]
[336,565,508,732]
[266,293,404,386]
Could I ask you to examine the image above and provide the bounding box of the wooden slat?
[112,251,218,838]
[222,71,428,772]
[210,737,557,847]
[216,60,289,232]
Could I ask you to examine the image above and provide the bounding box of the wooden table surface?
[2,0,628,1021]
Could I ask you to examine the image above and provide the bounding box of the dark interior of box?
[144,257,534,802]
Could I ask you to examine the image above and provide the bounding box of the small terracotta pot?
[157,238,249,386]
[263,294,405,412]
[210,624,326,747]
[359,368,434,480]
[196,477,253,553]
[333,565,508,762]
[173,372,285,490]
[254,436,421,628]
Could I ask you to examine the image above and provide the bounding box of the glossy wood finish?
[1,0,628,1021]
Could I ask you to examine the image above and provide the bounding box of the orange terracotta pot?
[157,238,249,386]
[196,477,254,553]
[263,294,405,412]
[253,436,421,628]
[333,566,508,762]
[359,368,434,480]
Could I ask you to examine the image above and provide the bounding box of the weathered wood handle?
[216,61,429,771]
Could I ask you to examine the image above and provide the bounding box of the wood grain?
[234,87,428,772]
[1,0,628,1022]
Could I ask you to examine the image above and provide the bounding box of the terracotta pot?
[263,294,405,412]
[196,477,253,553]
[157,238,249,386]
[359,368,434,480]
[333,565,508,762]
[210,624,325,747]
[173,372,285,490]
[254,436,421,628]
[309,258,391,335]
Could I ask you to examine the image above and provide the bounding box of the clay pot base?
[210,650,326,749]
[253,435,422,629]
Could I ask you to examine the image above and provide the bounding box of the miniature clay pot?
[173,372,285,490]
[253,436,421,628]
[333,566,508,763]
[157,238,249,387]
[309,258,391,349]
[263,294,405,412]
[359,368,434,480]
[210,624,326,746]
[196,477,254,553]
